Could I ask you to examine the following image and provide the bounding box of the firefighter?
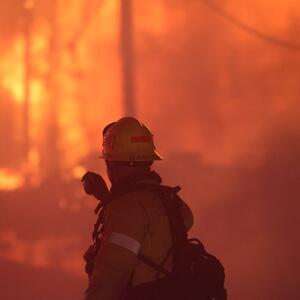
[82,117,194,300]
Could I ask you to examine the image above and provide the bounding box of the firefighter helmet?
[101,117,163,161]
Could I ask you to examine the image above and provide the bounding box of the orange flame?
[0,37,25,103]
[0,169,24,191]
[0,0,122,188]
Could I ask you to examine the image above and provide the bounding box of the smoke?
[136,1,300,299]
[1,0,300,299]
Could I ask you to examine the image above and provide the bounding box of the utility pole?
[23,1,34,183]
[120,0,136,116]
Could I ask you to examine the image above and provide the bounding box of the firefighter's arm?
[84,195,148,300]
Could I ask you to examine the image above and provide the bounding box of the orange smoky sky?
[0,1,300,299]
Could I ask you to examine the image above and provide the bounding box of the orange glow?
[0,0,121,186]
[24,147,41,186]
[23,0,35,10]
[0,36,25,104]
[72,165,86,179]
[137,2,166,35]
[55,0,122,170]
[0,230,83,277]
[0,1,299,299]
[0,169,24,191]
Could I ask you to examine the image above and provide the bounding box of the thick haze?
[0,0,299,299]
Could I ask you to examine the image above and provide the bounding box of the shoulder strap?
[113,183,189,273]
[153,185,189,272]
[104,183,188,274]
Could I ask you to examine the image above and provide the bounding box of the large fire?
[0,1,299,299]
[1,0,298,190]
[0,0,121,190]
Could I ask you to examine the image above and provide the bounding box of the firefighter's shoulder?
[103,188,193,232]
[102,190,154,238]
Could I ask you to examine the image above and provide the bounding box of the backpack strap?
[102,183,188,276]
[113,183,188,274]
[153,185,189,272]
[137,252,170,276]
